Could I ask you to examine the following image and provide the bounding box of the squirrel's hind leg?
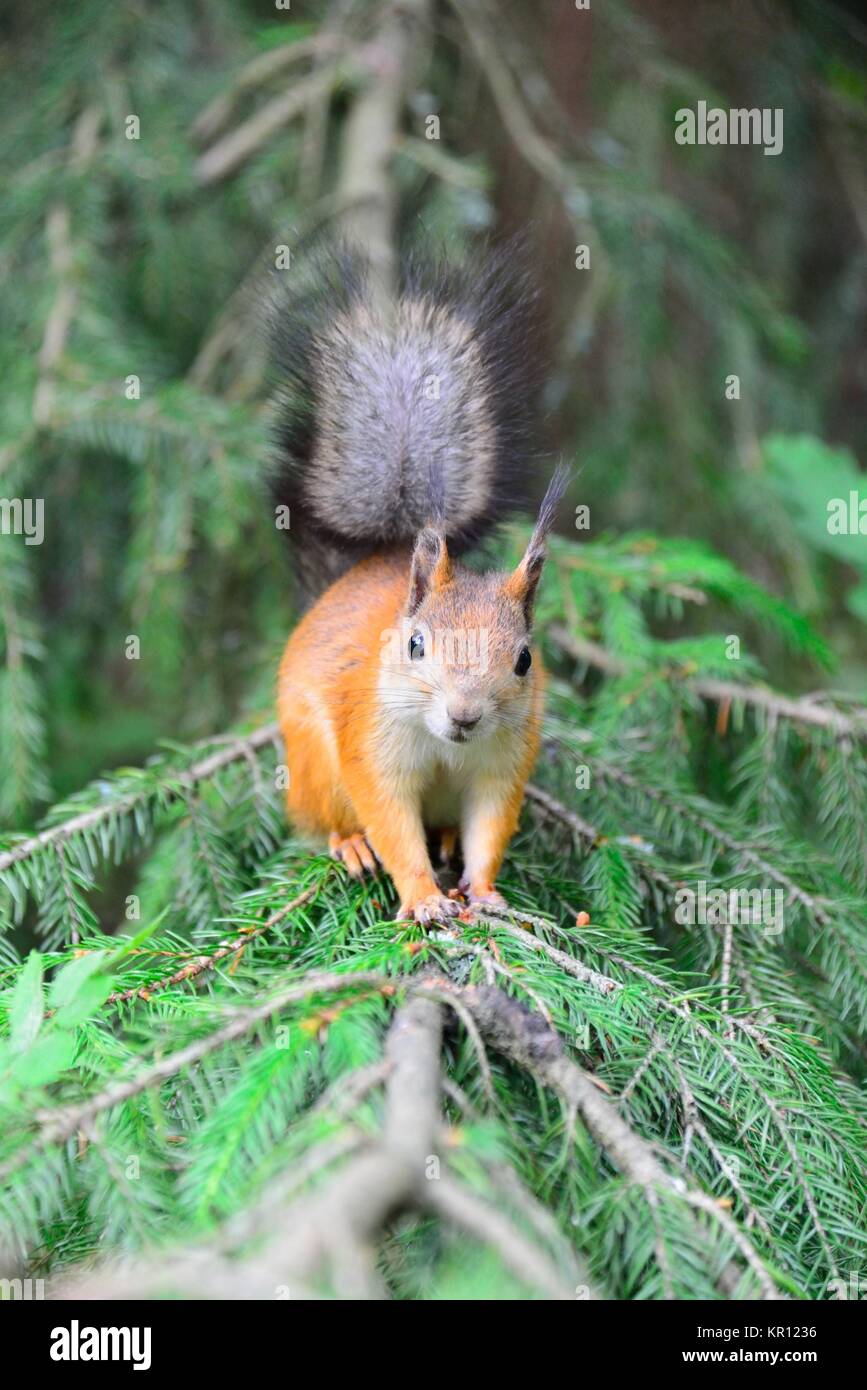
[437,826,459,866]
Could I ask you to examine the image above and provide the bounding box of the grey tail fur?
[268,241,543,602]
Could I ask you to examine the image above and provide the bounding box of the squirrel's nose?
[448,705,482,730]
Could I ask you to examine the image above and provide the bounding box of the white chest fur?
[374,708,519,826]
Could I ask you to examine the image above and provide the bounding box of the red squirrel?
[272,246,566,923]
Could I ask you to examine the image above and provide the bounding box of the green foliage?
[763,434,867,622]
[0,0,864,1302]
[1,0,865,831]
[1,526,865,1298]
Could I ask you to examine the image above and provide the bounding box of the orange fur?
[278,545,544,923]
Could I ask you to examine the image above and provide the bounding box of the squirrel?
[271,245,567,924]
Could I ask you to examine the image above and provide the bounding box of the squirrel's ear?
[504,466,570,625]
[408,527,451,614]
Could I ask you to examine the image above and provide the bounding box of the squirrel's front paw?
[458,875,508,911]
[329,831,379,878]
[398,892,461,926]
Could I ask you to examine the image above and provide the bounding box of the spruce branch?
[54,987,584,1300]
[549,625,867,740]
[32,106,102,429]
[425,1176,582,1298]
[190,33,348,146]
[0,723,280,877]
[476,906,863,1282]
[416,978,781,1299]
[0,971,391,1186]
[591,755,867,997]
[105,882,321,1005]
[194,63,349,186]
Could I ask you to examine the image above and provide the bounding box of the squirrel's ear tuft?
[408,527,451,614]
[504,465,570,625]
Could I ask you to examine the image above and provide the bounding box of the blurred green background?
[0,0,865,829]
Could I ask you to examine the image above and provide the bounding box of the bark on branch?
[418,978,781,1300]
[54,986,585,1300]
[549,624,867,741]
[334,0,429,299]
[0,724,281,874]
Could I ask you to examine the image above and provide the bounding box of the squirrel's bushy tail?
[269,242,541,599]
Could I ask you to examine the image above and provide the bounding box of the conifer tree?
[1,0,865,1300]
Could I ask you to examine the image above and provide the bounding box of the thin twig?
[33,107,102,427]
[0,971,389,1185]
[427,1176,582,1299]
[549,624,867,740]
[106,882,320,1005]
[190,33,347,145]
[0,723,281,874]
[195,64,348,186]
[423,979,780,1299]
[450,0,585,205]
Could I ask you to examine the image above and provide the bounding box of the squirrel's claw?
[398,892,462,926]
[458,876,508,911]
[329,831,379,878]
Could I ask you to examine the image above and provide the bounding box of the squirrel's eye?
[515,646,532,677]
[409,630,425,661]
